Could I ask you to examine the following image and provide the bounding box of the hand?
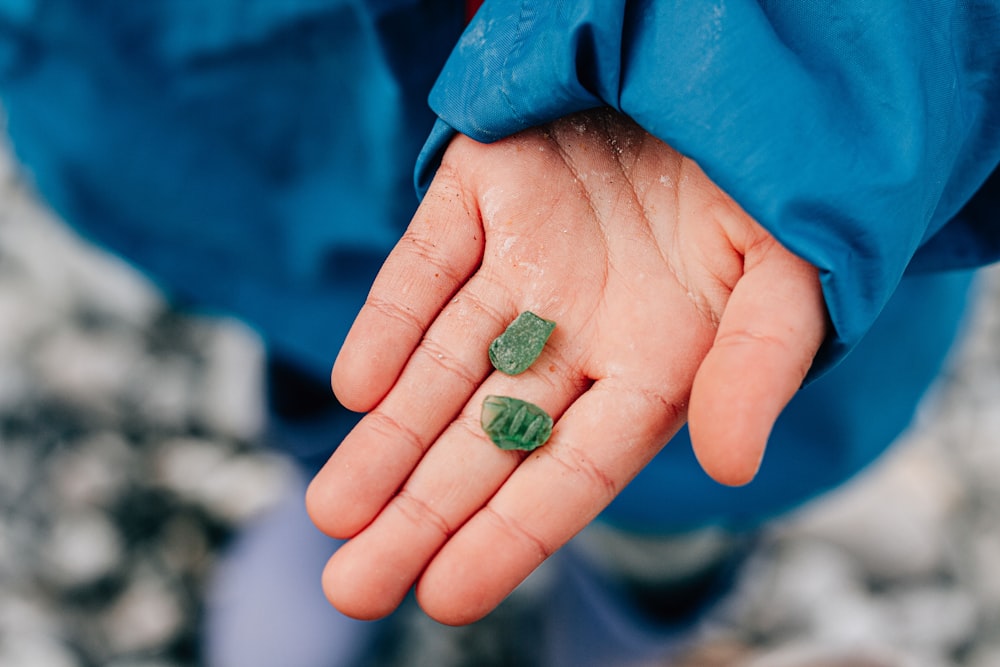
[306,108,826,625]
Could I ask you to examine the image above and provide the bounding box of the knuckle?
[366,410,427,458]
[544,445,619,503]
[713,327,793,354]
[416,337,480,390]
[399,230,466,287]
[483,505,554,560]
[366,295,425,336]
[394,489,455,539]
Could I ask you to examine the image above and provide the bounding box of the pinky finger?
[332,164,484,412]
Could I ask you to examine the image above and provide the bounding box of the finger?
[688,240,826,486]
[332,166,484,412]
[307,276,512,538]
[321,350,588,621]
[414,379,685,625]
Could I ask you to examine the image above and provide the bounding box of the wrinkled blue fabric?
[0,0,994,532]
[0,0,461,372]
[419,0,1000,378]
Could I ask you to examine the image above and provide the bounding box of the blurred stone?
[669,638,757,667]
[102,572,184,654]
[0,437,40,505]
[778,435,962,581]
[30,326,145,413]
[153,437,292,523]
[881,585,978,653]
[970,528,1000,618]
[41,509,124,588]
[158,514,212,576]
[725,539,869,639]
[0,364,31,409]
[47,432,134,507]
[743,641,932,667]
[200,453,294,523]
[153,437,229,495]
[104,660,183,667]
[0,282,54,358]
[0,633,81,667]
[0,181,162,329]
[193,317,265,441]
[0,515,43,583]
[0,592,64,637]
[128,357,195,427]
[956,407,1000,486]
[968,642,1000,667]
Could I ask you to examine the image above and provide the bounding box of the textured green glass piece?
[488,311,556,375]
[481,395,553,451]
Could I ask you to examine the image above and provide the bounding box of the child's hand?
[306,109,826,625]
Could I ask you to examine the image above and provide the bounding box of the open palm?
[306,109,826,625]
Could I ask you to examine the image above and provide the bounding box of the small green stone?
[481,395,553,451]
[488,311,556,375]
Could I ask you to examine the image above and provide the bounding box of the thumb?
[688,238,826,486]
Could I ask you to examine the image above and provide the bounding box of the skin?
[306,108,827,626]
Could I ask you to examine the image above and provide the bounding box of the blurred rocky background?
[0,143,292,667]
[0,135,999,667]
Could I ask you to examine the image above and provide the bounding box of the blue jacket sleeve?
[415,0,1000,378]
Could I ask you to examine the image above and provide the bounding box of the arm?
[308,0,1000,625]
[420,0,1000,374]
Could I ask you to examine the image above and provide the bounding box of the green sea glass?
[481,395,553,451]
[488,311,556,375]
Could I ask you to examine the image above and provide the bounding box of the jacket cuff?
[416,0,1000,380]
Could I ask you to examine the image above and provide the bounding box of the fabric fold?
[418,0,1000,379]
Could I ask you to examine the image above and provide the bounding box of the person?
[0,1,998,665]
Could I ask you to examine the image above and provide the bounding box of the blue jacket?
[0,0,996,530]
[419,0,1000,378]
[0,0,460,371]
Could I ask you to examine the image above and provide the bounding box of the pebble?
[102,572,185,654]
[0,634,81,667]
[46,432,134,507]
[41,509,124,588]
[29,326,145,414]
[777,434,963,581]
[128,358,196,428]
[881,585,978,653]
[193,317,266,441]
[152,437,292,523]
[970,529,1000,617]
[968,643,1000,667]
